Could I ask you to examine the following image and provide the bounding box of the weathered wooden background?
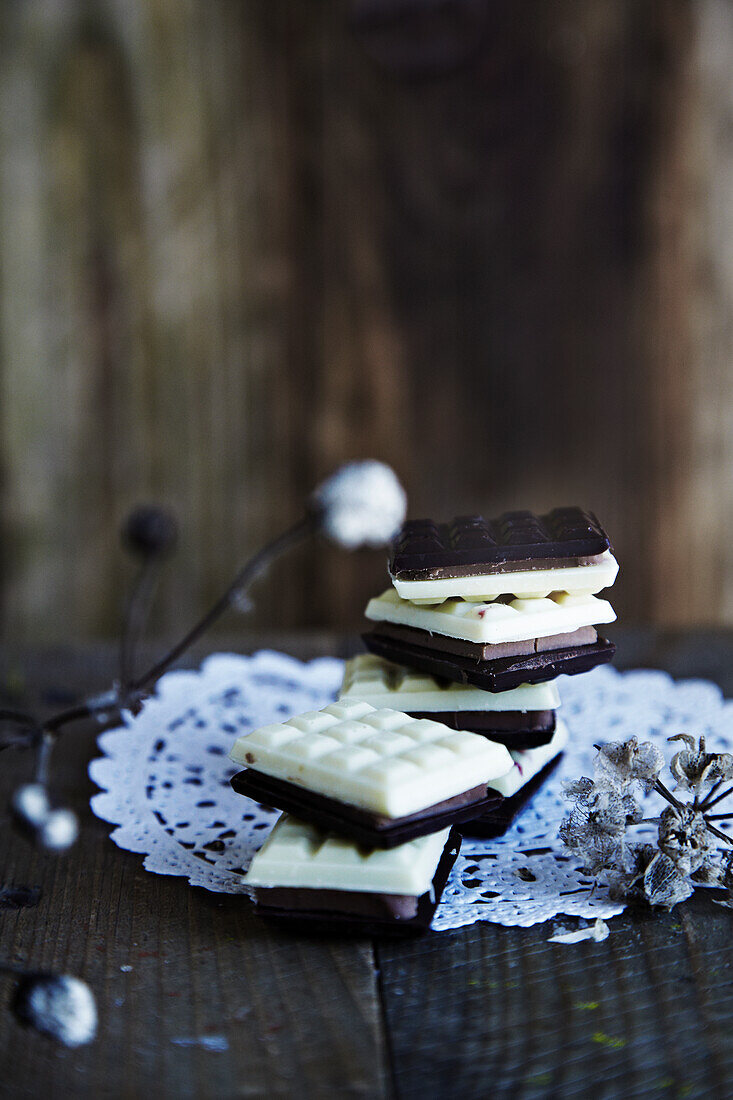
[0,0,732,642]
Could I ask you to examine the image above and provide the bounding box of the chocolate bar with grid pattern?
[229,700,512,819]
[390,508,610,579]
[249,826,462,936]
[363,630,616,691]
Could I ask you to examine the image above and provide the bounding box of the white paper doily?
[89,653,733,930]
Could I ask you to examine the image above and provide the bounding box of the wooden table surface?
[1,628,733,1100]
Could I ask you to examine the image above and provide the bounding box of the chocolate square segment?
[390,508,610,578]
[363,631,616,691]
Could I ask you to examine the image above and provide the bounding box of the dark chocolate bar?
[390,508,610,579]
[363,631,616,691]
[373,620,598,661]
[251,828,462,937]
[231,769,503,849]
[461,754,563,838]
[407,709,556,751]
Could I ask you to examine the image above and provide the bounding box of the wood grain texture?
[0,0,733,641]
[0,632,732,1095]
[0,631,731,1098]
[0,638,388,1100]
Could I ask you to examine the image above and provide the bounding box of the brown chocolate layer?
[374,620,597,661]
[395,553,605,582]
[231,769,503,849]
[407,709,556,750]
[254,887,418,920]
[407,709,555,733]
[252,828,462,937]
[363,631,616,691]
[461,755,563,838]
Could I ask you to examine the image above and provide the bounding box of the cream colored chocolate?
[229,699,513,818]
[489,720,569,797]
[339,654,561,712]
[365,588,615,645]
[243,815,450,894]
[392,550,619,603]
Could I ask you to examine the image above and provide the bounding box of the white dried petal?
[594,737,664,793]
[562,777,594,801]
[548,918,610,944]
[642,851,694,909]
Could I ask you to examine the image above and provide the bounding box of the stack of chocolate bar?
[357,508,619,836]
[229,507,618,934]
[228,699,515,933]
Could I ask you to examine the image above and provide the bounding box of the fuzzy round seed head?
[309,461,407,549]
[15,975,97,1047]
[40,809,79,852]
[12,784,50,829]
[122,505,178,557]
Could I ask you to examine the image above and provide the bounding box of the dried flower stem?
[34,733,54,786]
[653,778,683,811]
[43,514,316,737]
[700,785,733,811]
[119,557,163,690]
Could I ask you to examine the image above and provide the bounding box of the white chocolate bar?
[229,699,513,818]
[339,654,561,712]
[364,588,615,645]
[489,719,568,797]
[243,815,450,895]
[392,550,619,603]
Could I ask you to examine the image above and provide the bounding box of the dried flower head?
[594,737,664,794]
[561,732,733,912]
[309,461,407,549]
[668,734,733,793]
[657,805,713,876]
[13,974,97,1047]
[560,782,636,874]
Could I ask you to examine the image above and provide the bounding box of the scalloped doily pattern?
[89,653,733,929]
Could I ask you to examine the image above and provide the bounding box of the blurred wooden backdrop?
[0,0,732,642]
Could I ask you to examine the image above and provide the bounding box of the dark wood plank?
[3,630,733,1098]
[377,627,733,1099]
[377,894,733,1100]
[0,639,389,1099]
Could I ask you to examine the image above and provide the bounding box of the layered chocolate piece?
[363,630,616,692]
[390,510,618,601]
[243,816,462,935]
[229,699,513,849]
[339,654,560,749]
[363,586,616,691]
[462,720,568,838]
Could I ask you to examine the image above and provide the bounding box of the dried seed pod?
[122,506,178,558]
